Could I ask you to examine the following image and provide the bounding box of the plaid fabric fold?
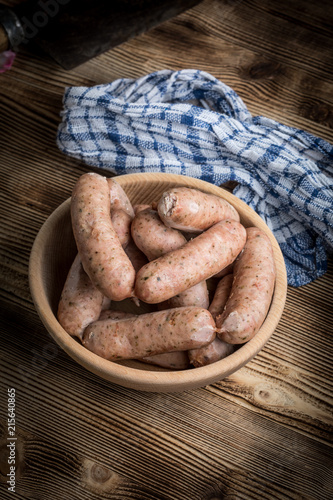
[57,69,333,286]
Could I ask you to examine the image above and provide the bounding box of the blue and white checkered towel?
[57,69,333,287]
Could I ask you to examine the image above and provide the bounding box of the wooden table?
[1,0,332,498]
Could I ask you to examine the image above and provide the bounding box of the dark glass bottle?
[0,0,200,69]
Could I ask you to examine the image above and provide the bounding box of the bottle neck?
[0,6,25,51]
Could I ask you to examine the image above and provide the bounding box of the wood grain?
[0,316,332,500]
[0,0,332,498]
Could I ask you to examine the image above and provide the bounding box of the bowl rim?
[29,172,287,392]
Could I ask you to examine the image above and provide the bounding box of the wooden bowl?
[29,173,287,392]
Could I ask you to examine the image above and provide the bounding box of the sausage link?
[82,307,216,360]
[107,178,135,218]
[98,308,191,368]
[213,262,234,280]
[108,178,134,249]
[188,339,234,367]
[124,239,149,273]
[166,283,209,309]
[158,187,239,232]
[209,274,234,320]
[135,219,246,304]
[111,209,132,249]
[71,172,135,301]
[131,208,187,261]
[57,253,104,339]
[99,309,135,321]
[134,204,151,214]
[141,351,190,370]
[216,227,276,344]
[131,208,209,308]
[188,273,234,367]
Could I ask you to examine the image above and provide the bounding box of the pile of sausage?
[57,172,276,370]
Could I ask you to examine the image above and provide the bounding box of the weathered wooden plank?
[0,0,332,498]
[0,423,310,500]
[0,301,332,499]
[0,0,332,141]
[1,283,332,441]
[2,37,333,136]
[1,342,332,500]
[189,0,333,79]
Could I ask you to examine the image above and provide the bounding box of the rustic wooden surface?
[0,0,332,498]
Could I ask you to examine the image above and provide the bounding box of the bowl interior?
[29,172,287,392]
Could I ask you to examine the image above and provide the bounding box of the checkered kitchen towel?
[57,69,333,286]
